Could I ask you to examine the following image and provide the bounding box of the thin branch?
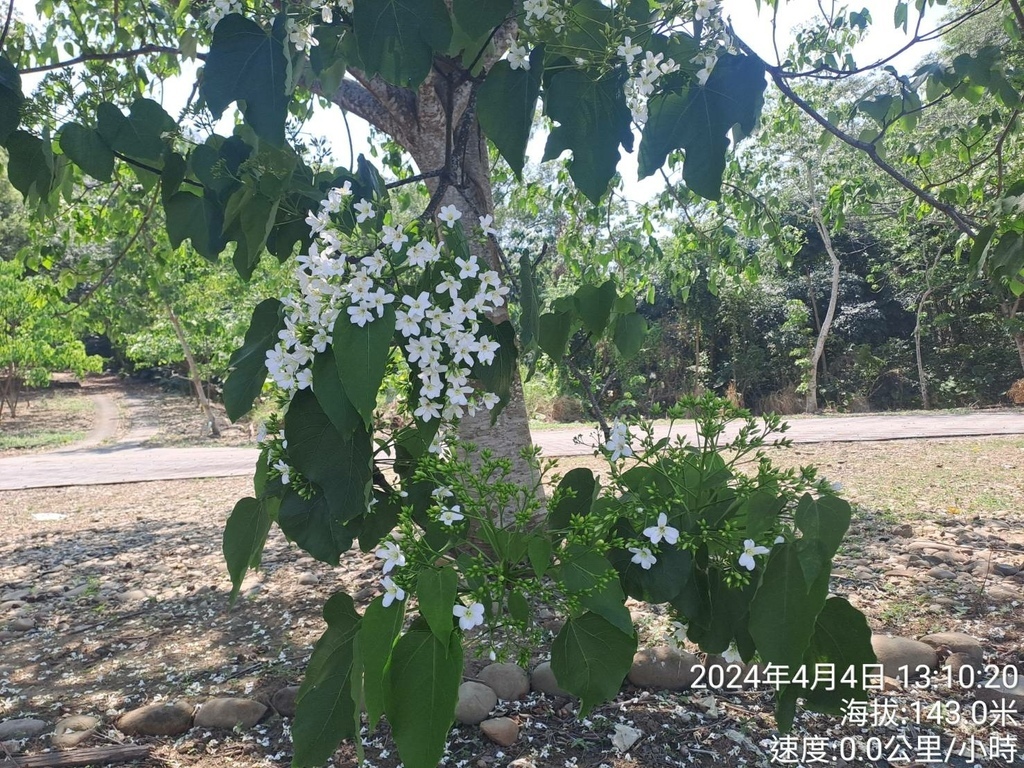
[110,150,203,188]
[0,0,14,50]
[385,169,444,189]
[734,33,979,237]
[341,107,355,169]
[20,44,193,74]
[1009,0,1024,35]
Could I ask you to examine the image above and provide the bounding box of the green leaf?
[285,389,374,522]
[508,590,530,624]
[748,544,831,671]
[384,630,462,768]
[0,56,23,144]
[203,13,288,145]
[96,99,174,163]
[477,48,543,177]
[223,496,278,603]
[794,493,851,585]
[312,345,362,437]
[549,468,597,529]
[518,253,540,349]
[293,592,361,767]
[353,0,453,87]
[164,190,225,261]
[543,68,633,203]
[528,536,552,578]
[417,567,458,646]
[638,53,767,200]
[798,597,876,714]
[223,298,284,420]
[551,612,636,716]
[6,131,57,203]
[452,0,512,37]
[471,319,517,417]
[538,311,573,361]
[278,489,355,565]
[360,596,406,731]
[573,281,617,335]
[613,312,646,358]
[333,307,397,427]
[58,123,114,182]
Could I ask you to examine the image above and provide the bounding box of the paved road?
[1,409,1023,491]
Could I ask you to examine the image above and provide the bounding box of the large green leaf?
[223,495,278,603]
[613,312,647,358]
[0,56,23,144]
[5,131,56,202]
[537,311,573,361]
[203,13,288,145]
[452,0,512,37]
[293,592,361,767]
[543,68,633,203]
[225,188,281,280]
[164,190,225,261]
[551,612,636,716]
[794,493,851,586]
[417,567,457,646]
[333,305,396,427]
[748,544,831,671]
[573,281,617,335]
[638,53,767,200]
[359,596,406,731]
[58,124,114,182]
[285,388,374,521]
[311,346,362,438]
[223,298,284,420]
[278,489,356,565]
[518,254,540,349]
[798,597,876,714]
[477,48,543,177]
[353,0,453,87]
[384,630,462,768]
[548,468,597,529]
[96,99,174,163]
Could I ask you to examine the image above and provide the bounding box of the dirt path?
[1,408,1023,490]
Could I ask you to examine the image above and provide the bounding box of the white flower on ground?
[628,546,657,570]
[604,421,633,462]
[354,199,375,223]
[273,459,290,485]
[375,541,406,573]
[738,539,770,571]
[438,204,462,227]
[507,43,530,70]
[643,512,680,546]
[453,601,485,631]
[438,505,465,526]
[478,214,498,237]
[381,576,405,607]
[617,36,642,66]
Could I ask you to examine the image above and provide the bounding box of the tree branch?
[0,0,14,51]
[320,78,410,146]
[20,45,194,74]
[734,33,979,238]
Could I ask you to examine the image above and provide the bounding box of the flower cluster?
[521,0,567,33]
[622,48,680,125]
[205,0,242,29]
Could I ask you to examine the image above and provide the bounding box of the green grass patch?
[0,430,87,451]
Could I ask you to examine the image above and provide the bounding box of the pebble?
[531,661,569,697]
[8,617,36,632]
[0,718,48,740]
[51,715,100,749]
[975,679,1024,708]
[871,636,938,680]
[479,717,519,747]
[118,589,150,603]
[297,572,319,586]
[919,632,984,663]
[478,663,529,701]
[271,686,299,717]
[117,702,193,736]
[627,646,701,691]
[892,524,914,538]
[984,584,1020,602]
[194,698,267,729]
[455,681,497,725]
[926,567,957,580]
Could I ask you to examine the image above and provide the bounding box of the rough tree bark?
[164,300,221,437]
[326,33,540,492]
[803,163,841,414]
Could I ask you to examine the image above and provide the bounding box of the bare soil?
[0,382,1022,768]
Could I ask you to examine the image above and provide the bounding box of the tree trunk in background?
[164,301,221,437]
[804,165,841,414]
[914,289,933,410]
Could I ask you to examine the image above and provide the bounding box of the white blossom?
[507,43,530,70]
[643,512,680,546]
[375,541,406,573]
[738,539,770,571]
[438,204,463,227]
[382,576,406,607]
[628,546,657,570]
[453,601,485,630]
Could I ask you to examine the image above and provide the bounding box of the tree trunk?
[804,165,841,414]
[164,300,221,437]
[1005,298,1024,375]
[914,288,933,410]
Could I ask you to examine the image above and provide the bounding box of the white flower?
[287,22,318,53]
[273,459,290,485]
[414,396,442,422]
[375,541,406,573]
[381,225,409,253]
[382,576,405,607]
[696,54,717,86]
[507,43,530,70]
[629,546,657,570]
[738,539,770,571]
[643,513,680,546]
[604,421,633,462]
[438,204,462,227]
[774,534,785,545]
[402,291,432,321]
[347,304,374,327]
[694,0,718,21]
[453,601,485,631]
[361,250,388,276]
[617,36,642,66]
[721,644,742,664]
[455,254,479,279]
[478,214,498,237]
[438,505,465,526]
[295,367,313,390]
[395,310,420,338]
[354,199,375,223]
[475,336,500,365]
[435,271,463,299]
[366,287,396,317]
